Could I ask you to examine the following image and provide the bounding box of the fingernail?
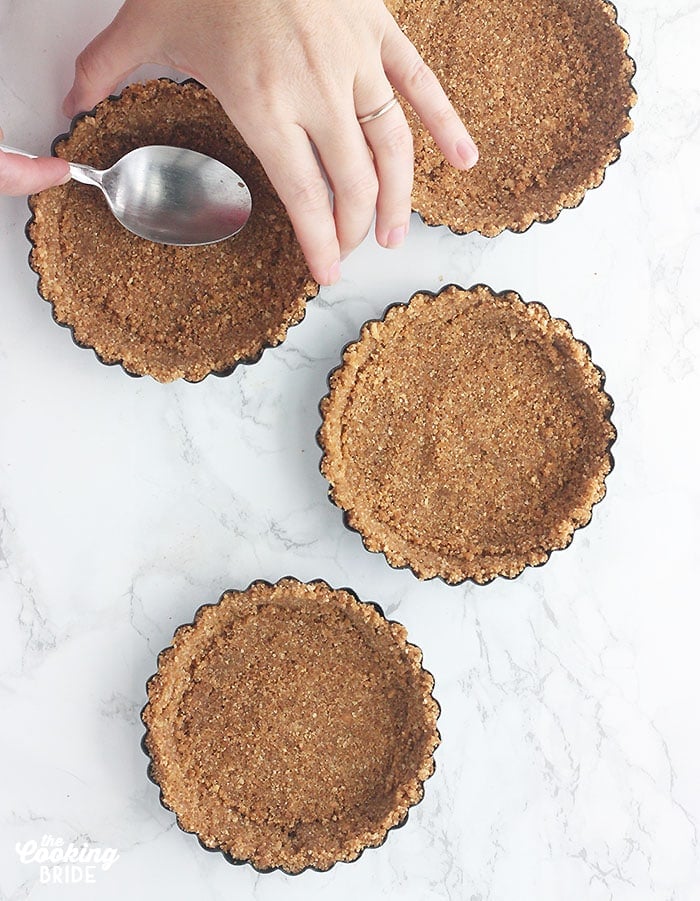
[326,260,341,285]
[457,135,479,168]
[385,225,407,249]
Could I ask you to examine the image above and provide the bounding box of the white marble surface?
[1,0,699,898]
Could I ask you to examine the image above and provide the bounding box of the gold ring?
[357,96,399,125]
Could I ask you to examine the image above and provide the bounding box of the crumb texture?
[390,0,636,234]
[28,80,317,382]
[143,579,439,873]
[320,285,616,584]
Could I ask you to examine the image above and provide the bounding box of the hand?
[0,129,70,195]
[63,0,478,285]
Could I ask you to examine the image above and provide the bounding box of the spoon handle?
[68,161,104,188]
[0,143,38,159]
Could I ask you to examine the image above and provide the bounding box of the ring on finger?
[357,96,399,125]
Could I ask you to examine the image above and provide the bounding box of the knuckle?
[430,102,459,132]
[405,55,438,95]
[335,168,378,205]
[375,121,414,159]
[288,174,330,214]
[75,46,105,89]
[74,51,95,87]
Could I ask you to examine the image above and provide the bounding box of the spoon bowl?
[2,142,252,245]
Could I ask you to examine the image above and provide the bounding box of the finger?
[63,5,153,118]
[243,123,341,285]
[356,80,413,249]
[0,147,69,196]
[382,24,478,170]
[311,112,378,259]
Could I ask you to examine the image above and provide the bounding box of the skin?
[0,127,70,195]
[1,0,478,284]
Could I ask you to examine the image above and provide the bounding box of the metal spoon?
[1,142,252,245]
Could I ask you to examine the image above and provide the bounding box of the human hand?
[63,0,478,285]
[0,130,70,195]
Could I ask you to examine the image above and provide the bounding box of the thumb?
[0,146,70,196]
[63,5,156,118]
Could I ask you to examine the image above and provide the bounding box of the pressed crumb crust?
[142,579,440,874]
[388,0,636,235]
[28,80,317,382]
[319,285,616,584]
